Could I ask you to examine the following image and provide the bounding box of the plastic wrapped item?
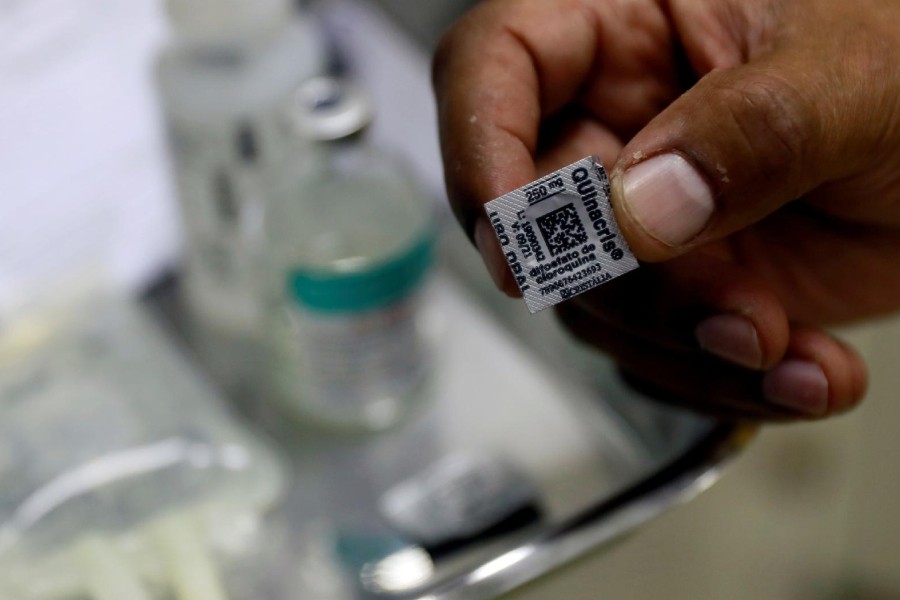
[0,295,285,600]
[380,453,541,554]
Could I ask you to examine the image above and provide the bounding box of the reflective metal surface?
[149,259,756,599]
[416,423,755,599]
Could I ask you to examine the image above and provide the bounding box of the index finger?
[432,0,601,240]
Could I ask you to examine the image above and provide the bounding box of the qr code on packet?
[535,203,589,256]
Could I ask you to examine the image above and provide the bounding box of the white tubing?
[151,513,228,600]
[76,536,153,600]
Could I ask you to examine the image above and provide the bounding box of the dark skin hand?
[433,0,900,420]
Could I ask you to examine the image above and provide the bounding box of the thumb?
[609,59,872,262]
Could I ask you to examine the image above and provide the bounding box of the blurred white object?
[165,0,292,44]
[264,77,437,431]
[156,0,327,395]
[0,294,285,600]
[0,0,178,317]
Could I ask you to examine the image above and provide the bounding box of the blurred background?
[1,0,899,598]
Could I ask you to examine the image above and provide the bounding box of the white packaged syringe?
[484,156,639,313]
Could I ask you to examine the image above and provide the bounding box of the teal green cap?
[288,232,435,313]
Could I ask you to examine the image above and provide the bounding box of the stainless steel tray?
[147,246,754,599]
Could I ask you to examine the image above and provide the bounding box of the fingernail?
[621,153,714,247]
[695,314,762,369]
[474,219,514,294]
[762,360,829,416]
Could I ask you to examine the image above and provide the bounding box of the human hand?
[433,0,900,420]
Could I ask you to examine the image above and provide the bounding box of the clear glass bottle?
[155,0,326,395]
[264,77,437,432]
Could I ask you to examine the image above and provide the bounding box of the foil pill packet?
[484,155,639,313]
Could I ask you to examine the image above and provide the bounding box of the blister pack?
[484,156,639,313]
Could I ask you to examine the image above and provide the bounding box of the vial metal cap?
[287,77,373,141]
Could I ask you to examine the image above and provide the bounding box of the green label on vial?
[288,233,435,313]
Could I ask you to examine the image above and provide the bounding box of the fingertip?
[609,164,698,264]
[707,264,791,369]
[762,359,829,417]
[765,327,868,418]
[611,152,715,263]
[474,218,521,297]
[847,343,869,410]
[694,314,763,370]
[738,298,791,371]
[693,306,788,372]
[671,253,790,370]
[609,169,668,263]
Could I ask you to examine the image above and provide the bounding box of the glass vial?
[264,77,437,432]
